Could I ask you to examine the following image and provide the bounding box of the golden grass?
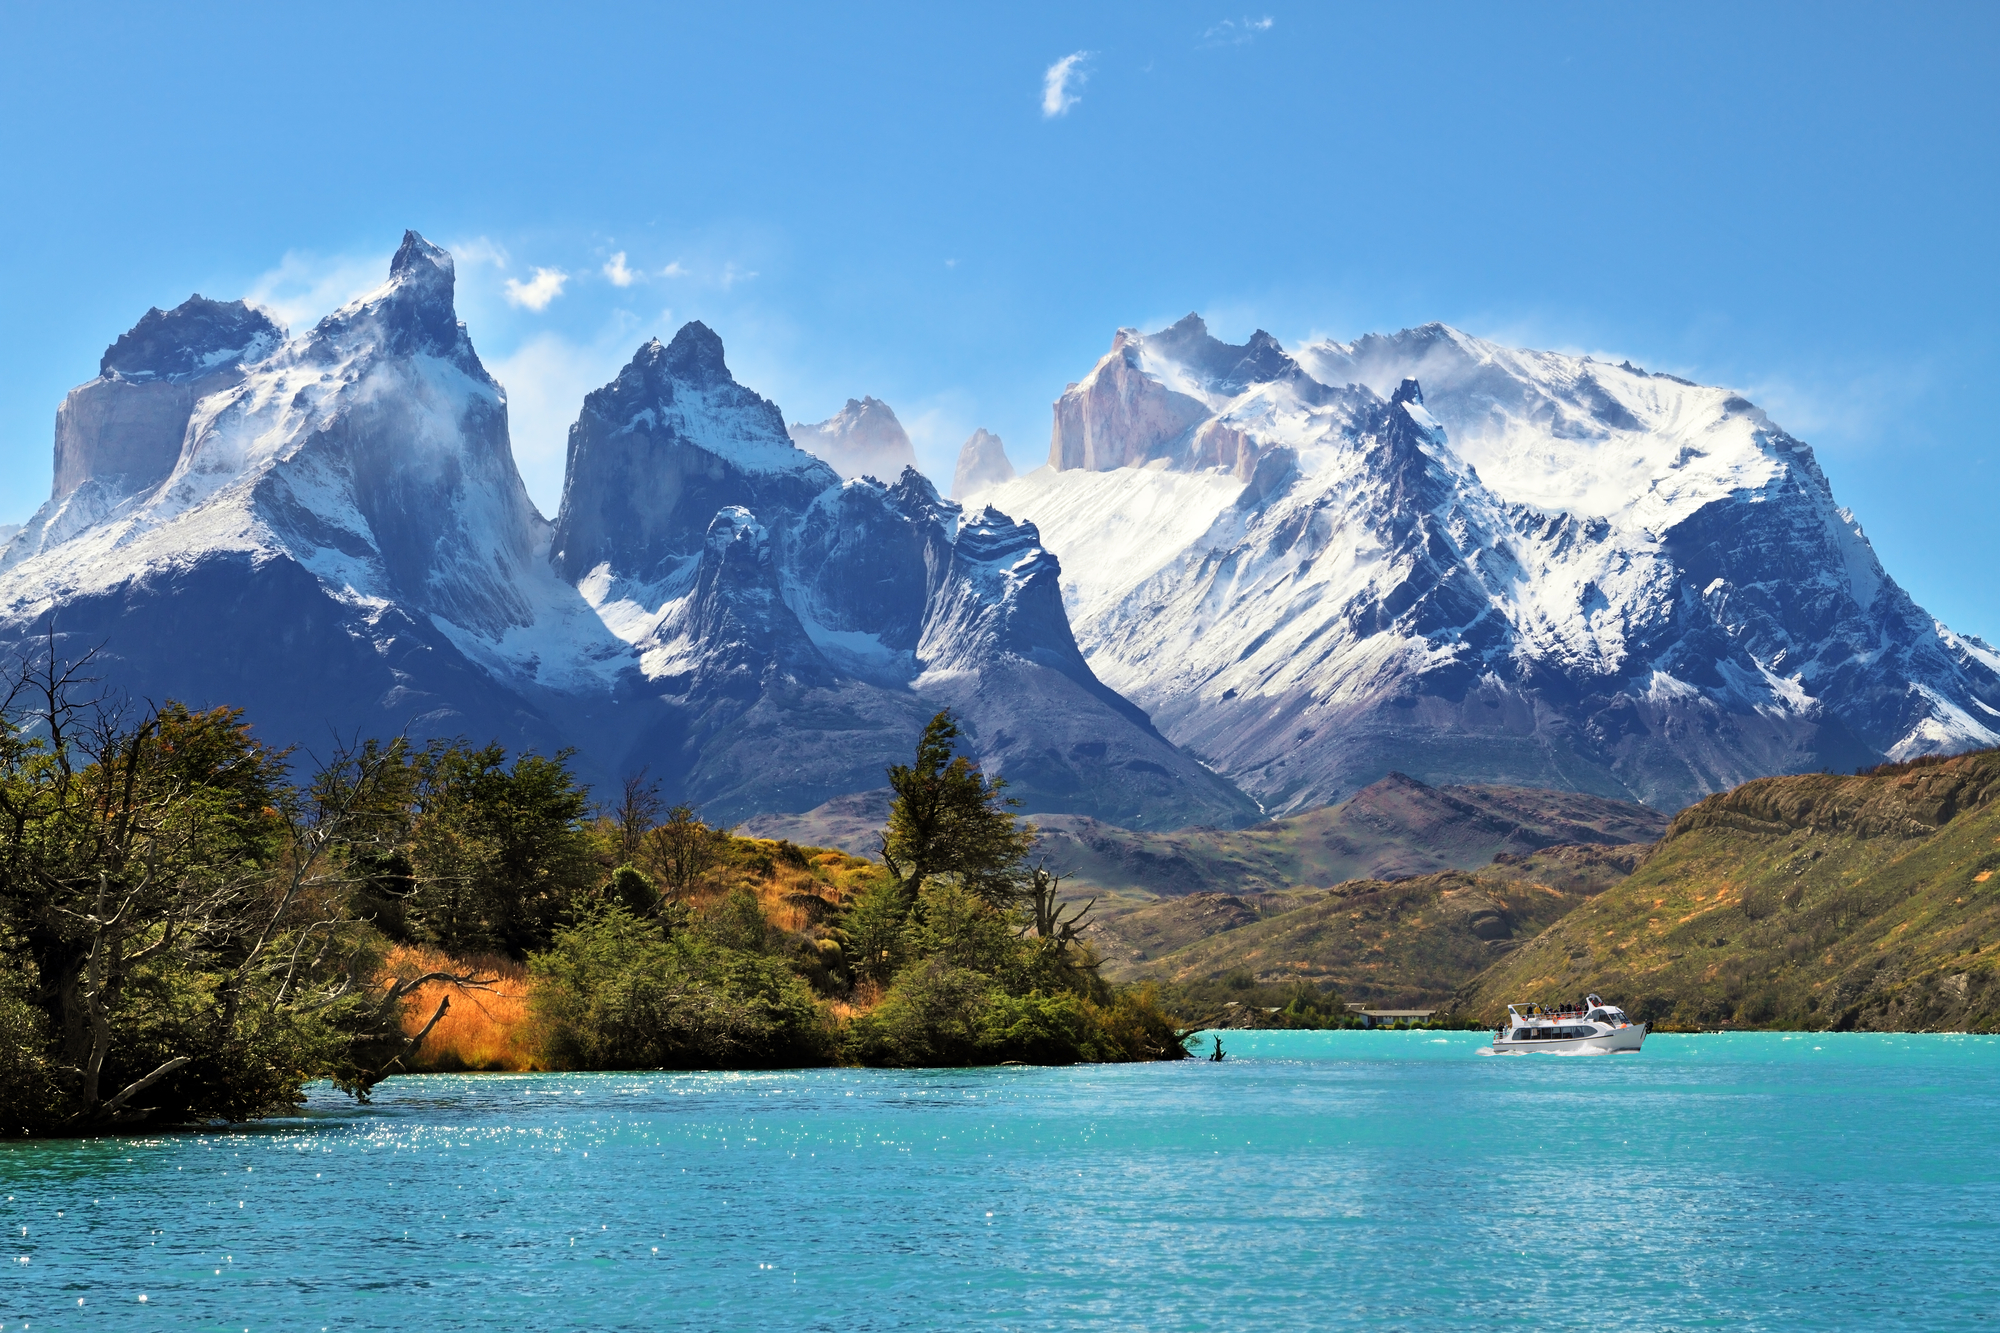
[382,944,541,1073]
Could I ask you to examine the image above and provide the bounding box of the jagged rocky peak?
[1142,313,1297,396]
[551,324,836,586]
[650,504,834,698]
[100,295,283,383]
[306,230,480,372]
[918,506,1092,680]
[951,428,1014,499]
[787,395,918,482]
[1048,312,1311,474]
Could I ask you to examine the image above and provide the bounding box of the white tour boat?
[1492,994,1646,1054]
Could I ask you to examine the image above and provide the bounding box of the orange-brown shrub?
[382,944,540,1072]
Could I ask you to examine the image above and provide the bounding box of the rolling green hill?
[1452,750,2000,1031]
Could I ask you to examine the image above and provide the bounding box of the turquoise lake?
[3,1031,1997,1330]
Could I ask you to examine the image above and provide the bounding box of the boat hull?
[1493,1023,1648,1055]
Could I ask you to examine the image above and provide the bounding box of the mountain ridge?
[967,315,2000,816]
[0,235,1253,832]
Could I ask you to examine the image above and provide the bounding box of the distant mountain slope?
[786,396,918,482]
[743,771,1665,888]
[1090,844,1650,1002]
[1453,749,2000,1031]
[1033,773,1663,895]
[969,316,2000,815]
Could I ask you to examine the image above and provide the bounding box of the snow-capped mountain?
[0,237,1254,830]
[549,327,1257,827]
[787,395,918,482]
[0,234,575,762]
[965,315,2000,815]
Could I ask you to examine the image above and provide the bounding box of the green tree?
[881,712,1034,911]
[0,648,473,1132]
[529,902,833,1070]
[404,743,596,957]
[646,803,722,901]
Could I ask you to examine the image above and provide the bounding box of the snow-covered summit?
[20,295,284,547]
[2,231,545,643]
[551,325,836,587]
[100,295,283,383]
[974,315,2000,813]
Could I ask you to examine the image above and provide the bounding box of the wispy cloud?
[1042,51,1090,118]
[245,249,390,331]
[602,252,637,287]
[718,262,757,291]
[1201,15,1274,46]
[503,267,569,312]
[448,236,510,269]
[661,261,687,279]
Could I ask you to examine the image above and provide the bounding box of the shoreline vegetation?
[6,637,1996,1139]
[0,658,1187,1138]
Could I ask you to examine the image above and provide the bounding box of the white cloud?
[502,267,569,312]
[718,262,758,291]
[661,261,687,279]
[1041,52,1090,118]
[245,249,390,332]
[1201,16,1274,46]
[603,252,637,287]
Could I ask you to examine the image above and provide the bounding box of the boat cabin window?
[1587,1010,1608,1023]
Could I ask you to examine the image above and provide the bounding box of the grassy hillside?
[1453,750,2000,1031]
[1090,844,1648,1005]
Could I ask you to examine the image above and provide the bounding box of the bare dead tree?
[612,768,664,866]
[1020,862,1093,955]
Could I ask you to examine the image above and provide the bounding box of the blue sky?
[1,2,1994,638]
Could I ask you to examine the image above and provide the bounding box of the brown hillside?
[1091,843,1649,1005]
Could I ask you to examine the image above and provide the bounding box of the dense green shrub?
[842,878,1187,1067]
[529,904,834,1070]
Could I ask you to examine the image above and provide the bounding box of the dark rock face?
[650,508,836,699]
[788,468,951,667]
[549,326,837,586]
[27,551,566,762]
[100,295,283,382]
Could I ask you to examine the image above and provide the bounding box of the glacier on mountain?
[965,315,2000,814]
